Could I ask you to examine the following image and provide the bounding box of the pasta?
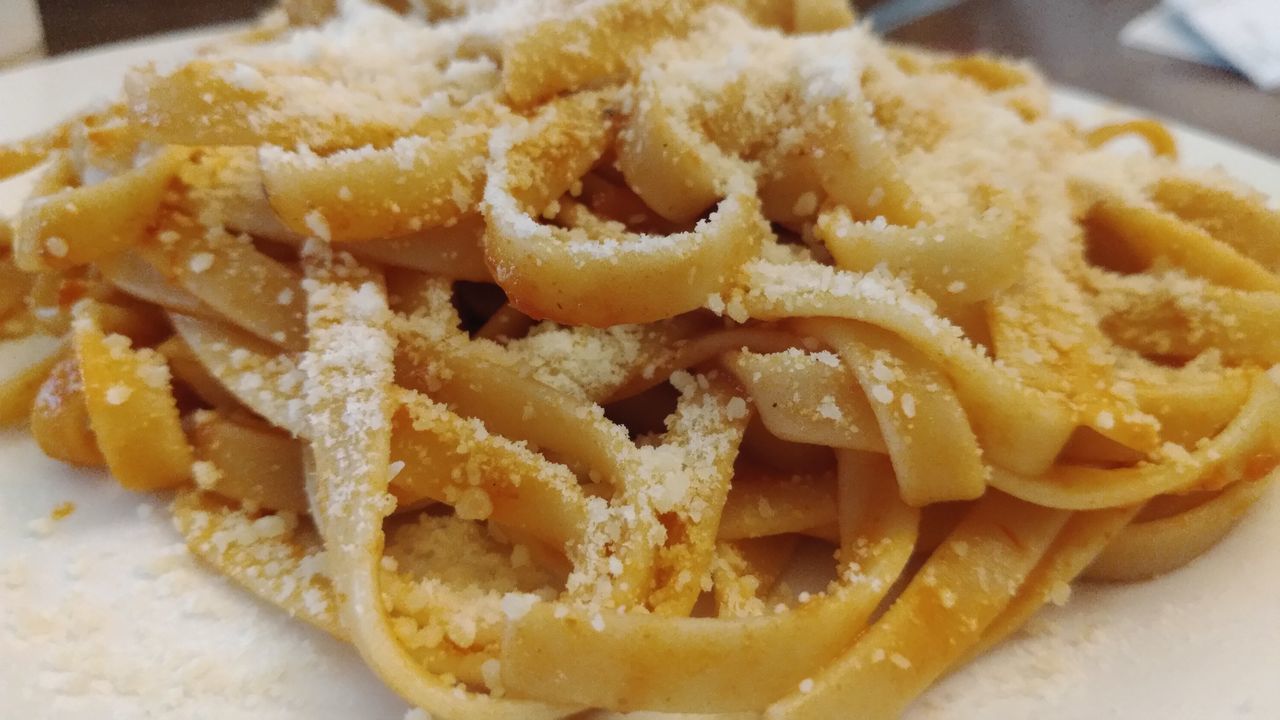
[3,0,1280,717]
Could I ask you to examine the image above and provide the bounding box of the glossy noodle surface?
[2,1,1279,718]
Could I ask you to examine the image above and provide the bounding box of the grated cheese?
[44,236,69,258]
[303,210,332,241]
[104,384,133,406]
[187,252,216,274]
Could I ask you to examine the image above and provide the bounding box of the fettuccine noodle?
[3,1,1279,718]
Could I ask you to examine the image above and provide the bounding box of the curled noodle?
[2,1,1279,718]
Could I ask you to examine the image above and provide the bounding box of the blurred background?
[35,0,266,54]
[1,0,1276,155]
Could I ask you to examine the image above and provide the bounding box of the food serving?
[2,0,1279,718]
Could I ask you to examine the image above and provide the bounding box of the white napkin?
[1169,0,1280,90]
[1122,0,1280,91]
[0,0,44,64]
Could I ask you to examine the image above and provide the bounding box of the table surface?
[21,0,1280,156]
[877,0,1279,157]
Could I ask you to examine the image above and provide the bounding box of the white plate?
[2,29,1279,720]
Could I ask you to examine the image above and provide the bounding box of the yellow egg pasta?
[2,1,1279,718]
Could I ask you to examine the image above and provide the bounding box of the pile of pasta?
[3,0,1280,717]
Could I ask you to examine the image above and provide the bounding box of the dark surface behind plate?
[875,0,1280,157]
[38,0,270,55]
